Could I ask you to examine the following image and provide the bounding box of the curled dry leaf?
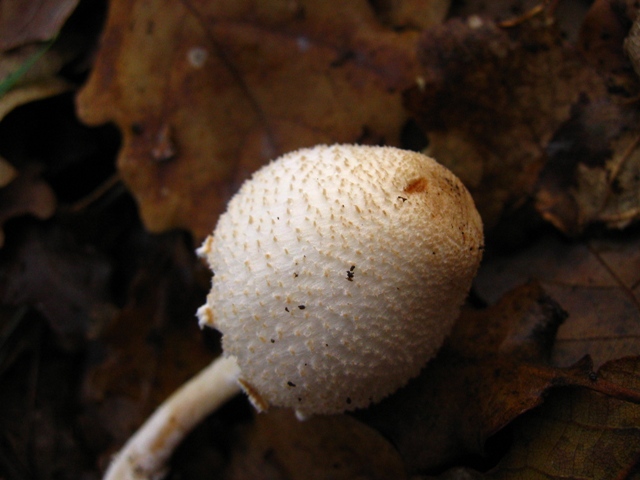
[405,16,607,229]
[371,0,451,30]
[0,0,79,50]
[75,0,441,239]
[0,224,114,350]
[80,233,215,457]
[483,356,640,480]
[357,282,578,473]
[406,10,640,234]
[475,228,640,369]
[0,163,56,247]
[0,0,79,119]
[359,280,640,474]
[535,1,640,234]
[0,156,17,186]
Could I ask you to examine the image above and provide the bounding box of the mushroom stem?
[103,355,241,480]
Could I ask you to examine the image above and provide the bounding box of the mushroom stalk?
[103,356,241,480]
[102,144,483,480]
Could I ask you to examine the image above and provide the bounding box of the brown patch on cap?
[404,177,428,194]
[238,378,270,412]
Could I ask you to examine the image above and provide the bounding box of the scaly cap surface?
[197,144,483,417]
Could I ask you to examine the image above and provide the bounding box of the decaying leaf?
[371,0,451,30]
[226,408,406,480]
[405,14,613,230]
[0,0,80,119]
[357,281,640,474]
[405,7,640,234]
[75,0,445,239]
[536,0,640,234]
[484,356,640,479]
[357,283,570,472]
[80,232,215,459]
[0,156,17,186]
[0,224,114,350]
[0,0,79,50]
[475,228,640,369]
[0,163,56,247]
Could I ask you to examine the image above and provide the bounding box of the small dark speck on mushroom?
[285,307,290,312]
[346,269,354,281]
[293,272,299,278]
[287,381,296,387]
[270,339,275,343]
[398,196,407,202]
[298,305,306,310]
[346,397,352,404]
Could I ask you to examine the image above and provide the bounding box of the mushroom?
[103,144,484,480]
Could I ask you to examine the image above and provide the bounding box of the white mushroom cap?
[197,144,483,418]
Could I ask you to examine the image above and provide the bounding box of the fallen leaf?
[405,10,640,234]
[0,224,115,350]
[80,232,215,458]
[372,0,451,30]
[483,356,640,479]
[75,0,439,239]
[0,0,79,50]
[535,1,640,234]
[582,0,637,92]
[358,281,640,474]
[475,228,640,369]
[405,15,608,229]
[0,163,56,247]
[0,313,90,480]
[0,156,17,186]
[226,408,406,480]
[0,45,72,120]
[535,99,640,234]
[357,283,582,473]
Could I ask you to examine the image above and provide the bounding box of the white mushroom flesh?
[197,144,483,418]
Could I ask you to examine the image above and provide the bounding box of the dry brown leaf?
[226,408,406,480]
[372,0,451,30]
[357,283,589,473]
[0,224,113,349]
[405,15,609,230]
[75,0,437,239]
[0,165,56,247]
[80,233,215,456]
[0,0,79,50]
[0,42,73,121]
[475,228,640,369]
[483,356,640,479]
[534,1,640,234]
[0,156,17,186]
[357,281,640,474]
[0,0,80,119]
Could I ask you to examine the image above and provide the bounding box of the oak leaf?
[0,0,79,50]
[483,356,640,479]
[405,11,640,234]
[76,0,435,239]
[475,228,640,369]
[357,282,589,473]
